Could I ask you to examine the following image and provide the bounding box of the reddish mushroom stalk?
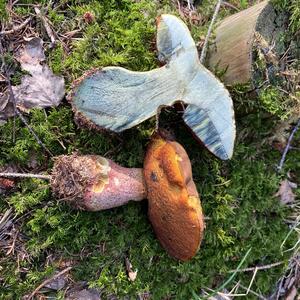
[51,154,146,211]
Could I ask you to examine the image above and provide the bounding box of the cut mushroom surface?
[69,14,235,160]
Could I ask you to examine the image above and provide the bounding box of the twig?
[277,119,300,171]
[6,228,19,255]
[193,248,252,299]
[0,17,32,36]
[34,6,56,46]
[15,109,54,157]
[200,0,222,64]
[0,208,13,232]
[0,172,51,180]
[202,269,260,298]
[27,266,72,300]
[229,261,283,273]
[221,1,239,11]
[236,282,267,300]
[0,40,54,157]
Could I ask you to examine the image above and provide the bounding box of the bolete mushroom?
[144,134,204,261]
[69,14,235,160]
[51,135,204,261]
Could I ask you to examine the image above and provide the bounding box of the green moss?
[272,0,300,33]
[258,87,287,119]
[0,0,7,20]
[290,0,300,32]
[1,104,297,299]
[8,179,51,215]
[0,1,299,299]
[48,0,160,83]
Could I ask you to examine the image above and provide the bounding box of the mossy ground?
[0,1,299,299]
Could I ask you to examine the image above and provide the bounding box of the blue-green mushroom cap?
[69,14,235,160]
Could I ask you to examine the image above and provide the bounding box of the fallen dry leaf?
[0,178,15,190]
[13,37,65,110]
[125,257,137,282]
[285,285,297,300]
[16,37,45,67]
[44,272,67,291]
[0,91,14,124]
[0,37,65,123]
[275,179,297,205]
[66,288,101,300]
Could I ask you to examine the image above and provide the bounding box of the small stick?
[278,119,300,171]
[0,172,51,180]
[193,248,252,300]
[27,266,72,300]
[200,0,222,64]
[221,1,239,11]
[34,6,56,46]
[0,40,54,157]
[0,208,13,232]
[15,109,54,157]
[236,282,267,300]
[0,17,32,36]
[229,261,283,273]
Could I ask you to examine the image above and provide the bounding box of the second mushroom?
[52,134,205,261]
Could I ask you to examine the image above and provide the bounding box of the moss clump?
[0,0,7,20]
[272,0,300,33]
[259,87,287,119]
[47,0,159,82]
[0,1,299,299]
[250,1,300,120]
[1,106,297,299]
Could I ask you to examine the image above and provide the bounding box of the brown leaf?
[16,37,45,67]
[13,37,65,110]
[0,37,65,124]
[285,285,297,300]
[0,178,15,190]
[125,257,137,282]
[0,164,18,193]
[275,179,297,205]
[0,91,14,124]
[44,272,67,291]
[66,289,101,300]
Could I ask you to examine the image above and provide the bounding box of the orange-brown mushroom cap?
[144,134,205,261]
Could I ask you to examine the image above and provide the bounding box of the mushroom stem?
[51,154,146,211]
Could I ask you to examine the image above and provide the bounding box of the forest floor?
[0,0,299,299]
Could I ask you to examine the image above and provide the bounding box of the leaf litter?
[0,37,65,123]
[125,257,138,282]
[275,179,297,205]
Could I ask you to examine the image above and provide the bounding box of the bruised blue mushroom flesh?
[69,14,236,160]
